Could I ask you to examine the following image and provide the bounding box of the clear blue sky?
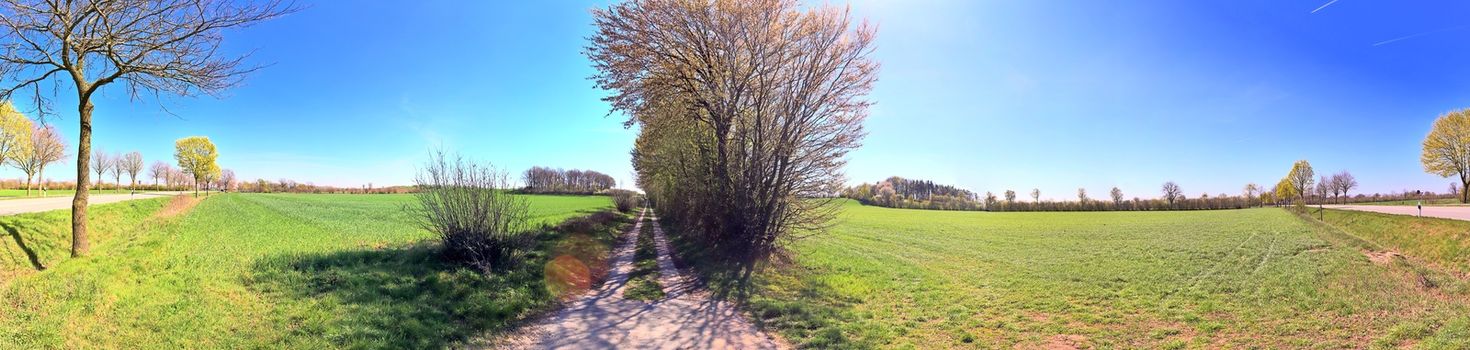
[11,1,1469,199]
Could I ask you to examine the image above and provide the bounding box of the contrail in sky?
[1310,0,1338,13]
[1373,26,1466,46]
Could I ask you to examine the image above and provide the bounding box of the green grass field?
[737,201,1470,349]
[0,193,615,349]
[0,189,76,199]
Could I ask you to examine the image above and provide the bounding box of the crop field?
[0,189,76,199]
[742,201,1470,348]
[0,193,614,349]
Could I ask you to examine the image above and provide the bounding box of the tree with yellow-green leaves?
[174,136,219,197]
[1422,108,1470,203]
[0,103,32,169]
[1273,178,1297,206]
[1285,160,1314,206]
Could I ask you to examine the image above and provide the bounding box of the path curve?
[0,191,190,216]
[1323,204,1470,221]
[499,209,786,349]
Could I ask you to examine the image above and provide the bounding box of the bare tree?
[590,0,878,285]
[1110,187,1124,207]
[1162,181,1182,207]
[148,160,169,187]
[0,0,296,257]
[1243,183,1260,207]
[1333,171,1357,204]
[216,168,235,191]
[1077,188,1088,203]
[1316,176,1332,206]
[108,151,124,191]
[120,151,143,193]
[1031,188,1040,203]
[90,149,111,190]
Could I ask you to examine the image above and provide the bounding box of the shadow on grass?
[658,218,866,348]
[247,242,554,349]
[245,210,635,349]
[1,222,44,271]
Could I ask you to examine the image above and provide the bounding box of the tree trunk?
[24,176,31,196]
[72,101,93,258]
[1462,177,1469,204]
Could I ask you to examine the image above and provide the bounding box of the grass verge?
[1314,208,1470,275]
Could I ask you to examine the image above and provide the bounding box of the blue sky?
[9,1,1469,199]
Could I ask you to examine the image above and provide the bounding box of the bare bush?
[411,151,531,272]
[608,189,640,213]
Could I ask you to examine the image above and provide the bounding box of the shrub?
[608,189,640,213]
[410,151,531,272]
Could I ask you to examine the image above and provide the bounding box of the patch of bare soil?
[1363,250,1403,266]
[1040,334,1089,350]
[151,195,201,219]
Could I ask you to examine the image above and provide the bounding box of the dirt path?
[499,209,785,349]
[1323,204,1470,221]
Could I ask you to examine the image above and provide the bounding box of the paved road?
[1323,204,1470,221]
[499,209,785,349]
[0,192,187,216]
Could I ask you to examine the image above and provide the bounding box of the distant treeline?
[840,170,1451,212]
[520,166,616,194]
[840,177,982,210]
[236,179,414,194]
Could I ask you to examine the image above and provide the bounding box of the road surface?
[498,209,785,349]
[0,192,188,216]
[1323,204,1470,221]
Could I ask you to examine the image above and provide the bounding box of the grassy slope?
[1318,208,1470,274]
[746,200,1469,349]
[0,197,169,280]
[1,193,612,349]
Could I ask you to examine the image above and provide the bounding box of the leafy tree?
[1423,108,1470,203]
[1286,160,1315,205]
[0,103,31,168]
[591,0,878,284]
[12,124,64,196]
[0,0,294,257]
[175,136,219,197]
[1274,178,1298,206]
